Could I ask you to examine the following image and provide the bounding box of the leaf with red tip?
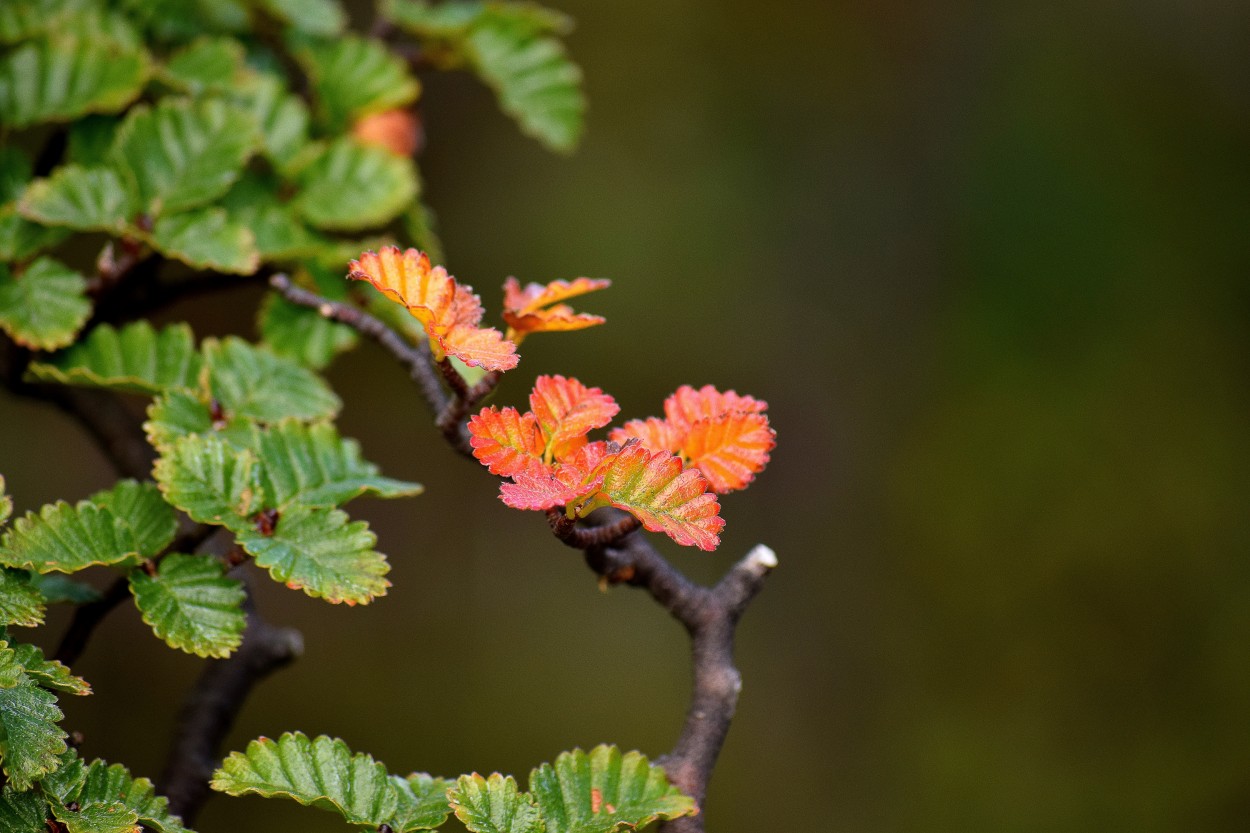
[608,417,681,454]
[593,444,723,551]
[502,276,609,338]
[529,375,619,461]
[681,412,776,493]
[468,407,545,477]
[349,246,517,370]
[663,384,766,433]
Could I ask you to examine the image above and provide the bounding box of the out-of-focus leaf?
[528,745,697,833]
[0,259,89,351]
[0,207,70,263]
[67,116,121,166]
[258,294,357,370]
[202,337,341,423]
[528,374,618,461]
[17,166,135,233]
[593,444,723,551]
[230,73,311,166]
[29,574,101,605]
[0,570,45,628]
[87,480,176,558]
[291,139,417,232]
[292,35,420,131]
[0,36,149,128]
[254,0,347,36]
[211,732,397,823]
[152,434,262,533]
[0,679,66,790]
[129,554,245,658]
[111,98,259,215]
[119,0,249,42]
[349,247,517,370]
[161,37,249,94]
[388,773,453,832]
[449,773,541,833]
[236,506,389,605]
[0,476,9,527]
[401,199,444,265]
[0,501,138,574]
[0,0,91,44]
[9,642,88,696]
[26,322,202,396]
[220,174,320,261]
[502,276,609,339]
[245,420,422,508]
[146,207,260,274]
[467,408,544,477]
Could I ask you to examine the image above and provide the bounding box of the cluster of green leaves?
[0,0,585,353]
[212,734,696,833]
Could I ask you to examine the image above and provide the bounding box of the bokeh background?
[2,1,1249,831]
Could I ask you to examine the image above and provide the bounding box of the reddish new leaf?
[502,276,610,339]
[468,407,545,476]
[594,443,723,551]
[501,465,602,511]
[609,417,682,454]
[529,375,619,462]
[349,247,517,370]
[663,384,766,433]
[682,411,776,493]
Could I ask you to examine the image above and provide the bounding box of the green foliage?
[26,322,203,396]
[8,644,89,697]
[129,554,246,658]
[0,259,90,351]
[153,434,262,533]
[0,36,149,128]
[291,34,421,131]
[147,206,259,273]
[0,571,42,629]
[0,676,66,790]
[43,755,190,833]
[0,501,139,575]
[203,336,341,423]
[88,480,177,557]
[161,37,249,94]
[17,165,135,233]
[236,506,390,605]
[259,294,358,369]
[390,774,455,831]
[291,138,419,232]
[450,773,543,833]
[387,0,585,152]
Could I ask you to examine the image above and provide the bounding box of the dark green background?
[2,1,1249,830]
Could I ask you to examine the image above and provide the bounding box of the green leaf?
[145,207,260,275]
[110,97,259,216]
[118,0,249,42]
[0,207,70,263]
[26,322,203,396]
[0,36,149,128]
[259,294,357,370]
[0,0,90,44]
[87,480,177,558]
[220,174,321,261]
[528,746,697,833]
[402,199,445,267]
[0,645,26,689]
[153,434,262,533]
[47,757,189,833]
[0,501,138,575]
[0,784,49,832]
[230,73,311,166]
[0,259,90,351]
[211,732,398,824]
[28,574,100,605]
[67,116,122,167]
[0,476,9,527]
[291,138,418,232]
[291,35,420,131]
[246,420,422,508]
[0,570,44,629]
[161,37,249,94]
[0,679,66,790]
[389,773,453,832]
[50,801,136,833]
[9,643,89,696]
[203,337,341,423]
[129,554,245,658]
[17,165,136,233]
[255,0,347,36]
[449,774,542,833]
[143,390,253,453]
[237,506,389,605]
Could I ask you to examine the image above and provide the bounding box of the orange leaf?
[349,247,518,370]
[681,412,776,493]
[468,407,545,476]
[529,375,620,462]
[352,108,421,157]
[609,417,682,454]
[663,384,766,433]
[502,276,610,338]
[594,443,724,551]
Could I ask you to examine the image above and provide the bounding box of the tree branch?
[157,589,303,824]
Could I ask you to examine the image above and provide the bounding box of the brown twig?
[52,577,131,666]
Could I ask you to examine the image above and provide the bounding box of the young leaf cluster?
[211,732,696,833]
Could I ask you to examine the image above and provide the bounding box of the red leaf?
[467,407,545,476]
[682,412,776,493]
[595,444,723,551]
[529,375,620,461]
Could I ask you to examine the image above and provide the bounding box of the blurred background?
[2,0,1249,830]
